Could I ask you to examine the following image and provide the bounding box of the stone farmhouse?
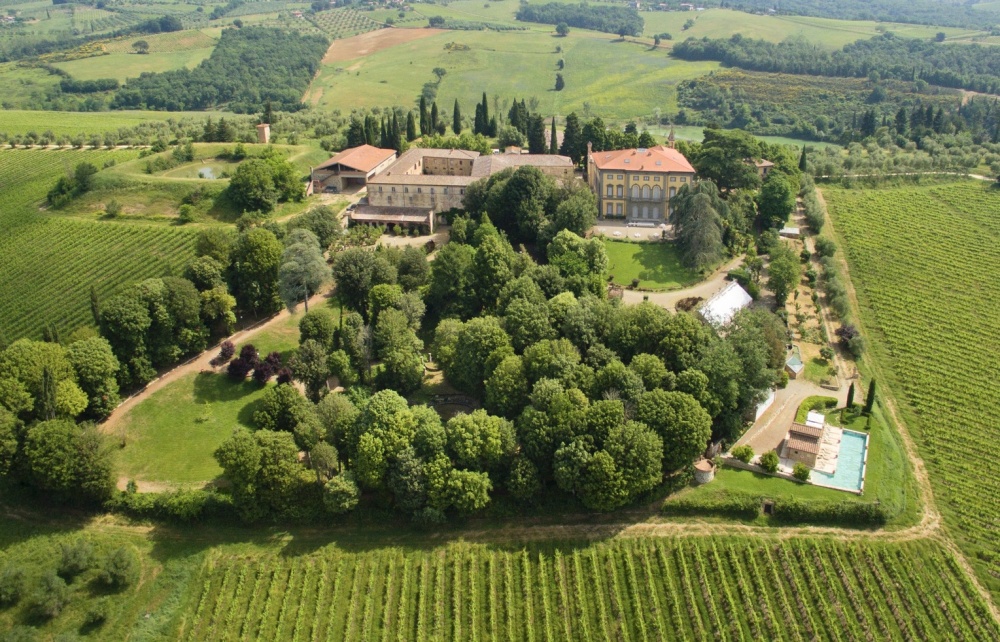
[586,139,697,225]
[312,145,574,231]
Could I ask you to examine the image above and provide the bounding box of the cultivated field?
[53,47,215,82]
[179,537,1000,641]
[825,181,1000,598]
[0,148,199,340]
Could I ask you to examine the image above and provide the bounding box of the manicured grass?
[53,48,216,82]
[117,372,269,485]
[600,238,701,291]
[306,28,719,121]
[826,180,1000,597]
[116,311,312,485]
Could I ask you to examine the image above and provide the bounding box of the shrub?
[819,345,835,360]
[84,596,111,627]
[759,450,779,473]
[792,462,811,481]
[211,340,236,366]
[227,357,254,380]
[0,566,26,605]
[99,546,140,589]
[730,444,754,463]
[105,199,122,218]
[778,370,789,389]
[661,492,761,520]
[178,204,195,224]
[28,573,70,619]
[814,236,837,257]
[323,473,360,514]
[770,498,889,526]
[58,539,95,580]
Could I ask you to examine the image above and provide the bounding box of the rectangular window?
[669,187,676,198]
[378,186,383,192]
[404,187,409,193]
[654,177,660,181]
[680,177,687,182]
[617,186,623,197]
[616,203,622,215]
[417,188,422,194]
[644,176,650,181]
[606,185,614,196]
[670,176,677,182]
[606,203,613,215]
[460,189,465,195]
[430,187,435,194]
[618,175,623,180]
[391,186,396,192]
[443,187,449,194]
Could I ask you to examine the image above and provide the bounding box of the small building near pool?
[782,411,827,468]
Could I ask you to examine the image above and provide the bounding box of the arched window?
[652,186,661,200]
[642,185,650,199]
[631,184,639,199]
[669,187,676,198]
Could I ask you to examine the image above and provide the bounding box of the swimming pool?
[812,430,868,492]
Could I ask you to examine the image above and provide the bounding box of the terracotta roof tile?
[589,145,695,173]
[316,144,397,173]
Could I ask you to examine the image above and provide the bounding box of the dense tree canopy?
[112,28,329,112]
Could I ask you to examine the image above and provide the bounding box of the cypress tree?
[452,99,462,134]
[846,382,855,408]
[549,116,558,154]
[406,111,417,141]
[431,102,439,133]
[474,104,484,135]
[41,366,57,420]
[864,379,876,414]
[481,92,490,130]
[262,100,274,125]
[419,96,429,136]
[798,146,807,172]
[559,112,583,164]
[90,285,101,325]
[488,116,497,137]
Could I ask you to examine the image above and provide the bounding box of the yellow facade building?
[586,141,696,225]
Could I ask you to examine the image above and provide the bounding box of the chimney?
[256,123,270,144]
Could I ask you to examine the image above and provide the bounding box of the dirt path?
[320,27,446,64]
[99,289,332,438]
[619,256,743,309]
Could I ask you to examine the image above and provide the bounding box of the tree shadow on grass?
[629,243,696,288]
[191,372,256,405]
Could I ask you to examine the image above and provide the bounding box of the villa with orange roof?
[586,135,696,225]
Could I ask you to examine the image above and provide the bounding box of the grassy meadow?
[53,48,216,82]
[307,28,718,122]
[0,109,237,137]
[825,180,1000,598]
[600,238,702,290]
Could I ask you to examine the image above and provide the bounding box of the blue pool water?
[812,430,868,492]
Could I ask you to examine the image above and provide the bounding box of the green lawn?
[116,312,310,485]
[306,28,719,121]
[803,356,837,385]
[601,238,701,291]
